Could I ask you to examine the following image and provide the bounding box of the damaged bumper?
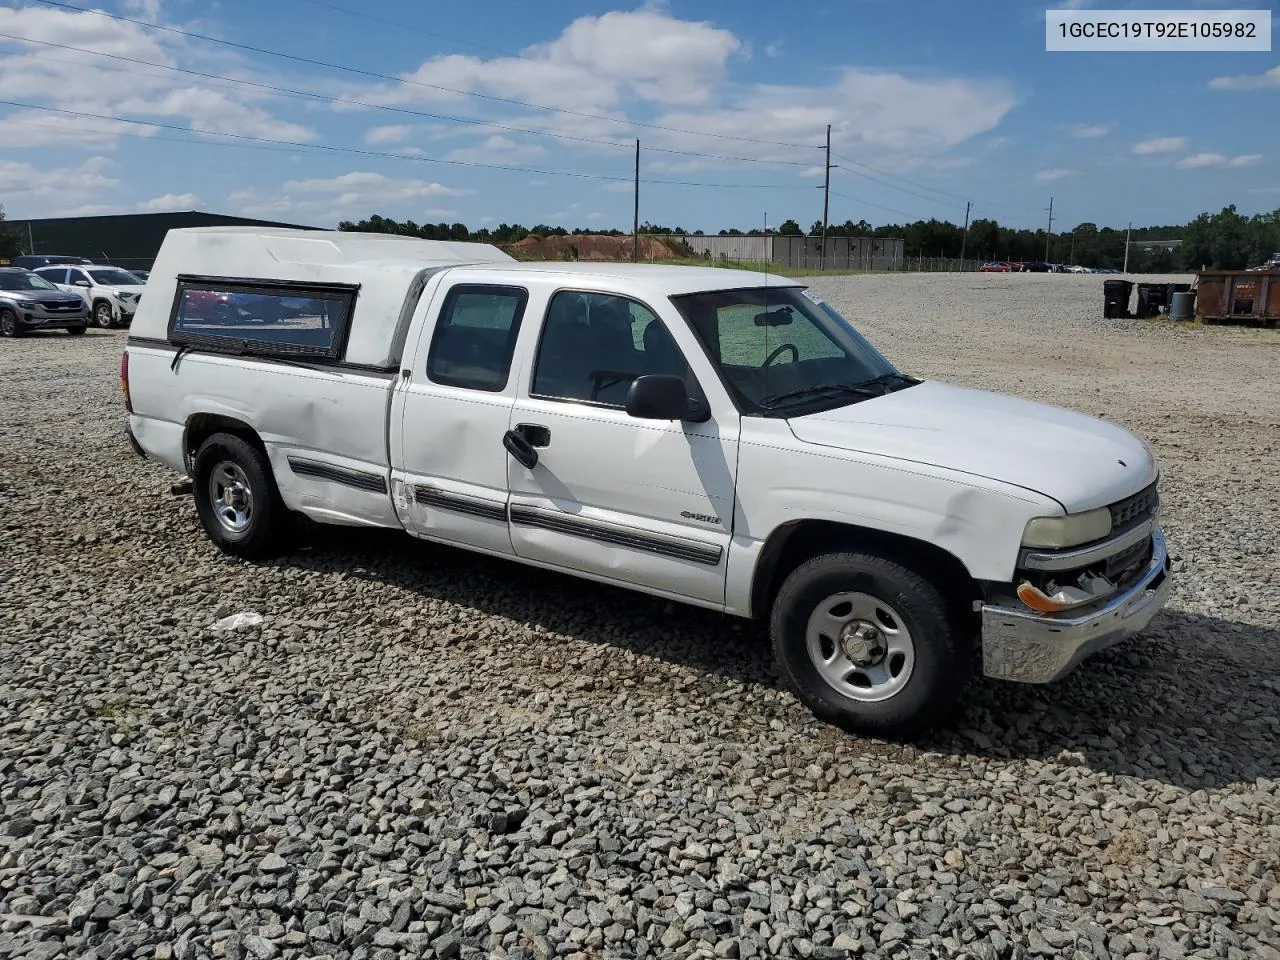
[981,529,1172,683]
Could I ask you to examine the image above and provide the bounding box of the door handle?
[503,429,539,470]
[515,423,551,448]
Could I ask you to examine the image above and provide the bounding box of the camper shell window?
[168,276,359,361]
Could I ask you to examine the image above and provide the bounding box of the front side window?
[68,270,91,286]
[426,284,528,391]
[669,286,906,415]
[169,278,357,360]
[532,291,688,406]
[35,269,68,285]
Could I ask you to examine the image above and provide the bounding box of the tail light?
[121,350,132,412]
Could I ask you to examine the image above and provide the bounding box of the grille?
[1109,481,1158,530]
[45,300,84,312]
[1104,536,1153,583]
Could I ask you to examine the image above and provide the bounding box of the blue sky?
[0,0,1275,233]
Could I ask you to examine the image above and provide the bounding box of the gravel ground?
[1,272,1277,960]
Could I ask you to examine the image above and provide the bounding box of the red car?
[180,289,238,322]
[979,261,1012,272]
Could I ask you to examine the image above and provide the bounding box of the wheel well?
[92,298,112,310]
[750,519,980,621]
[183,414,266,475]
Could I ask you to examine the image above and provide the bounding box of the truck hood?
[787,380,1157,511]
[13,289,86,305]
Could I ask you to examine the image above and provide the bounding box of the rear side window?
[426,284,528,391]
[37,268,68,284]
[169,277,358,361]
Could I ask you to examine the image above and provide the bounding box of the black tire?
[192,433,287,559]
[770,551,971,738]
[94,301,115,329]
[0,309,20,338]
[67,325,87,336]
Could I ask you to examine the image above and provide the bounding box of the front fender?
[726,433,1059,615]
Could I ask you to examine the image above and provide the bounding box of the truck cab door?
[504,290,739,607]
[390,279,532,556]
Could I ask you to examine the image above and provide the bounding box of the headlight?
[15,299,40,308]
[1022,507,1112,549]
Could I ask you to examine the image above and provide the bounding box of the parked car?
[979,261,1012,272]
[35,264,146,329]
[0,267,90,337]
[10,254,94,270]
[122,227,1172,737]
[130,269,151,282]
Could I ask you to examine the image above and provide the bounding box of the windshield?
[0,272,58,291]
[88,268,141,286]
[669,285,905,415]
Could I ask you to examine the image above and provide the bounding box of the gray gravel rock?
[1,282,1278,959]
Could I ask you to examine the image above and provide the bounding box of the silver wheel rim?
[96,304,112,328]
[207,461,254,535]
[1,314,13,336]
[805,591,916,703]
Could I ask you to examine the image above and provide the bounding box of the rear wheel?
[770,550,971,738]
[192,433,287,559]
[1,309,22,338]
[94,301,115,329]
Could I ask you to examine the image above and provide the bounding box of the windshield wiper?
[759,383,883,409]
[858,372,920,392]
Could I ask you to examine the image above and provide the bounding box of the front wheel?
[0,309,21,338]
[94,302,115,329]
[770,551,971,738]
[192,433,287,559]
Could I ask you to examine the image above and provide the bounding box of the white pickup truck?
[122,227,1172,736]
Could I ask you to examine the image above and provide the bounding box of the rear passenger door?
[391,281,529,557]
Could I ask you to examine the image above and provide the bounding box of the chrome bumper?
[981,529,1172,683]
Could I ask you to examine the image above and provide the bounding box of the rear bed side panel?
[127,347,401,528]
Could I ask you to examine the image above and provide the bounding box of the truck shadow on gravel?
[275,527,1278,792]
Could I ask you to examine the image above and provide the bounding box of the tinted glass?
[170,281,356,359]
[0,272,58,291]
[88,269,141,286]
[35,269,68,284]
[532,291,688,406]
[426,285,528,391]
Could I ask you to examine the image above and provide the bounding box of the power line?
[0,98,813,190]
[828,190,920,221]
[0,31,817,167]
[833,165,968,211]
[32,0,823,150]
[833,151,1042,214]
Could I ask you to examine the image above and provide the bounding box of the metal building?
[2,211,321,271]
[677,233,905,271]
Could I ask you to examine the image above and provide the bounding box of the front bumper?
[21,309,89,330]
[981,529,1172,683]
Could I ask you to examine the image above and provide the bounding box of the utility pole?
[27,221,34,256]
[821,124,831,270]
[632,139,639,262]
[959,200,971,268]
[1123,221,1131,274]
[1045,196,1054,262]
[1070,230,1076,267]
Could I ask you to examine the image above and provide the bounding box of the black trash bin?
[1103,279,1133,318]
[1136,282,1170,318]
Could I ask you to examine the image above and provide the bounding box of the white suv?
[35,264,146,329]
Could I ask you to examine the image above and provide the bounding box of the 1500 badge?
[681,511,721,525]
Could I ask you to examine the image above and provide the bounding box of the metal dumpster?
[1195,270,1280,325]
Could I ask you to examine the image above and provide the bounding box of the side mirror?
[74,279,91,287]
[625,375,709,423]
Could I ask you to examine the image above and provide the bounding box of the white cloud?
[122,0,162,20]
[0,5,316,150]
[0,156,120,214]
[765,40,784,58]
[229,171,463,223]
[1176,152,1263,169]
[1133,137,1187,155]
[355,6,740,113]
[1066,122,1113,139]
[1209,65,1280,91]
[138,192,200,212]
[364,124,413,145]
[1034,168,1077,182]
[443,134,548,165]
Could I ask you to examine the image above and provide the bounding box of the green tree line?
[331,204,1278,272]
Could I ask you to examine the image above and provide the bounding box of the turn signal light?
[121,350,132,413]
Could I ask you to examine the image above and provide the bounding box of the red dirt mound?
[506,234,683,261]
